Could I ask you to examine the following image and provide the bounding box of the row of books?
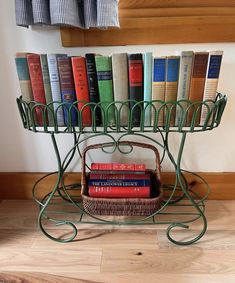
[15,50,223,127]
[88,163,151,198]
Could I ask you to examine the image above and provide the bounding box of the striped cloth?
[15,0,120,28]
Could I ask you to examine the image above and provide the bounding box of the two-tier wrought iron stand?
[17,94,227,245]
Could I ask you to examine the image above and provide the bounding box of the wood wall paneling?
[60,0,235,46]
[0,172,234,200]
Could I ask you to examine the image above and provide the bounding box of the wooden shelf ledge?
[60,0,235,47]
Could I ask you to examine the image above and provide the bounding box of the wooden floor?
[0,200,235,283]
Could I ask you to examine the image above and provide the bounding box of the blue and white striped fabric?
[32,0,50,25]
[50,0,84,28]
[15,0,120,29]
[97,0,119,28]
[15,0,34,27]
[84,0,97,28]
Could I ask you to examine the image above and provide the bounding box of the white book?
[200,50,223,125]
[112,53,129,126]
[47,54,66,126]
[175,51,194,126]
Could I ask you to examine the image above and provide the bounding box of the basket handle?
[81,141,161,189]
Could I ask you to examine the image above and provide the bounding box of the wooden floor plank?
[59,273,235,283]
[0,214,37,229]
[100,248,235,274]
[0,200,235,282]
[157,230,235,250]
[0,229,37,248]
[32,229,158,249]
[0,249,102,273]
[0,272,96,283]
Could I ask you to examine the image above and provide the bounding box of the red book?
[27,53,47,125]
[71,56,91,126]
[89,173,150,180]
[91,163,146,171]
[88,186,150,198]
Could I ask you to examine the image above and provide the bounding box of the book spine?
[165,56,180,126]
[95,56,115,126]
[15,53,33,103]
[89,173,150,180]
[143,52,153,126]
[57,57,78,126]
[128,53,144,126]
[27,53,47,125]
[187,52,209,125]
[47,54,65,126]
[112,53,129,126]
[88,186,150,198]
[151,57,166,126]
[71,56,91,126]
[40,54,54,126]
[85,53,101,126]
[200,51,223,125]
[175,51,194,126]
[88,179,150,187]
[91,163,146,171]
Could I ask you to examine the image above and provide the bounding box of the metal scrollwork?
[16,95,227,244]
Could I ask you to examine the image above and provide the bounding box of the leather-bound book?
[57,57,78,127]
[187,52,209,126]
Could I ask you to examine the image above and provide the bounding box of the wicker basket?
[81,141,163,216]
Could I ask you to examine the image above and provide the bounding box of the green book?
[95,56,115,126]
[40,54,55,126]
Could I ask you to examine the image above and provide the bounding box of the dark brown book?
[187,52,209,126]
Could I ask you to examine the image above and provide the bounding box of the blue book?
[200,50,223,124]
[88,179,150,187]
[143,52,153,126]
[165,56,180,101]
[165,56,180,125]
[57,57,78,127]
[152,57,166,126]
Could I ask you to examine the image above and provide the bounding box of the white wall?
[0,0,234,173]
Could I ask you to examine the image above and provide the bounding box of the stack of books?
[88,163,151,198]
[15,50,223,127]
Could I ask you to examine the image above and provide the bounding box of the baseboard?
[0,172,234,200]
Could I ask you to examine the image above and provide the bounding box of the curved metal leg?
[165,132,207,245]
[37,133,79,242]
[35,131,208,245]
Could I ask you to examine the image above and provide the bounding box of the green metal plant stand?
[17,94,227,245]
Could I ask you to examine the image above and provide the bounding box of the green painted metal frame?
[16,94,227,245]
